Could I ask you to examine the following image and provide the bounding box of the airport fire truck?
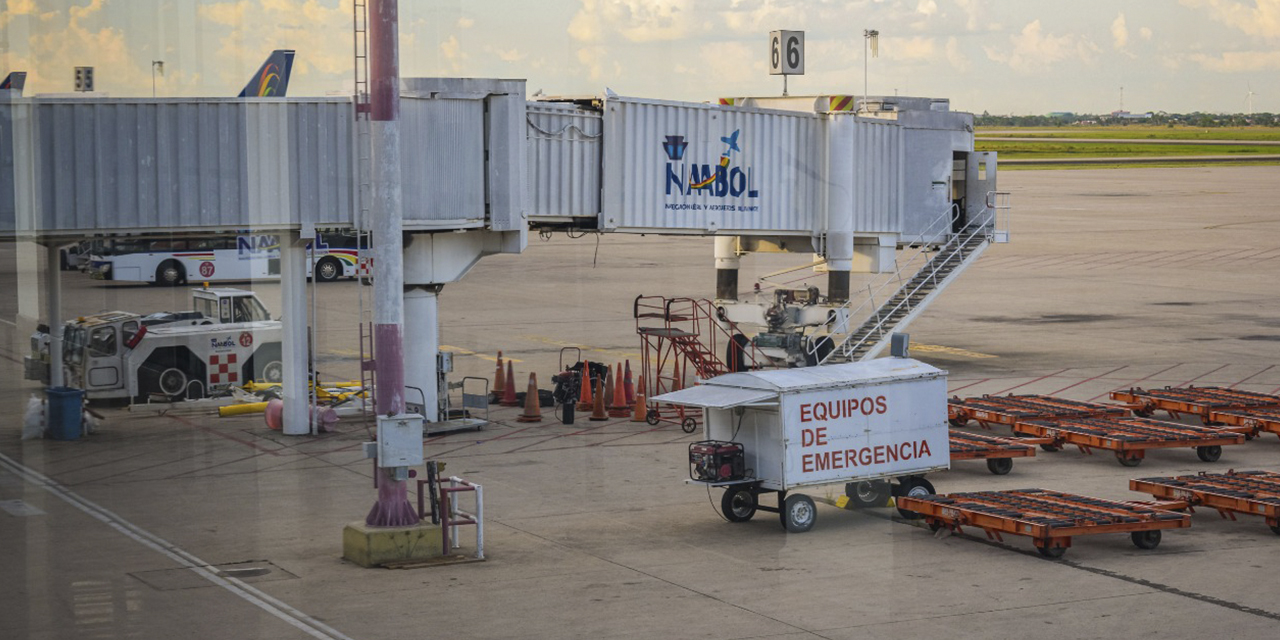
[25,288,283,402]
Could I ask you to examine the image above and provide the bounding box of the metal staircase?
[817,191,1011,364]
[634,296,764,393]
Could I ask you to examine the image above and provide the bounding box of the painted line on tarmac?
[1088,363,1184,401]
[1046,365,1129,396]
[989,368,1071,396]
[911,343,997,359]
[0,452,358,640]
[1230,365,1276,389]
[519,335,643,360]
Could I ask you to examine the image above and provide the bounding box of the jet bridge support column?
[280,232,309,436]
[714,236,739,301]
[45,243,62,388]
[403,285,440,421]
[826,117,856,303]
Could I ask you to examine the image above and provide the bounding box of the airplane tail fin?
[238,50,295,98]
[2,72,27,94]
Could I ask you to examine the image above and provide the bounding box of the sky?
[1,0,1277,115]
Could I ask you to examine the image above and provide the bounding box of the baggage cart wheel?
[927,519,945,533]
[844,480,890,508]
[1195,445,1222,463]
[780,494,817,533]
[721,487,757,522]
[1132,408,1154,418]
[1115,452,1143,467]
[1269,524,1280,536]
[986,458,1014,475]
[1037,544,1067,559]
[948,418,969,428]
[1131,530,1162,550]
[681,417,698,434]
[894,477,936,520]
[645,409,659,426]
[1040,443,1061,452]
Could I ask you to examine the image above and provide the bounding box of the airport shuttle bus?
[88,232,363,286]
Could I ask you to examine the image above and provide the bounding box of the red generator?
[689,441,746,483]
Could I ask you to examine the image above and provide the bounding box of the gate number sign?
[769,30,804,75]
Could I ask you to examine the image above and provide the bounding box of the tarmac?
[2,165,1280,639]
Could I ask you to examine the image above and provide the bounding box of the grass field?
[975,125,1280,141]
[976,140,1275,158]
[975,126,1280,167]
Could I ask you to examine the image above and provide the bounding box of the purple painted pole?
[364,0,417,527]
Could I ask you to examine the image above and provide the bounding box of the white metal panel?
[601,96,825,234]
[399,96,485,223]
[652,385,777,409]
[526,102,601,219]
[697,358,945,393]
[850,118,902,235]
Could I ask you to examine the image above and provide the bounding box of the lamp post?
[151,61,163,97]
[863,29,878,113]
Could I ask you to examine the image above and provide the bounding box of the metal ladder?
[353,0,375,419]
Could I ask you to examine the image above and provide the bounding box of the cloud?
[945,36,970,71]
[719,0,809,35]
[1139,26,1153,40]
[199,0,353,89]
[952,0,992,32]
[1111,13,1128,50]
[916,0,938,17]
[887,36,937,61]
[569,0,693,43]
[984,20,1099,73]
[1188,50,1280,71]
[488,46,527,63]
[674,40,760,84]
[458,17,475,29]
[440,35,469,72]
[1181,0,1280,38]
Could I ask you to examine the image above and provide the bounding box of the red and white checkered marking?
[357,257,371,277]
[209,353,239,384]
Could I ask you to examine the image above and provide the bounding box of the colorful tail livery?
[1,71,27,94]
[238,50,295,98]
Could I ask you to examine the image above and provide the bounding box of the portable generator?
[689,440,746,483]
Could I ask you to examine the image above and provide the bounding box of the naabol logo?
[663,129,761,203]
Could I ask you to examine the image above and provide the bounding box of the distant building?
[1109,110,1153,120]
[1047,112,1074,118]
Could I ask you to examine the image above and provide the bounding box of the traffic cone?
[603,366,616,411]
[589,378,609,421]
[517,373,543,423]
[609,363,629,417]
[501,361,520,407]
[492,351,505,403]
[576,360,593,411]
[623,360,635,405]
[631,374,648,422]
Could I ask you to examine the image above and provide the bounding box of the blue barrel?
[45,387,85,441]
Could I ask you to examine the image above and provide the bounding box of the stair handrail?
[663,296,766,375]
[803,201,972,360]
[824,205,998,362]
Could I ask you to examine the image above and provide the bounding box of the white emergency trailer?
[653,358,949,532]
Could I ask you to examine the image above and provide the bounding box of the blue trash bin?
[45,387,85,441]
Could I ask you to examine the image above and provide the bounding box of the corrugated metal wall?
[526,102,601,220]
[8,98,354,234]
[848,118,902,234]
[400,95,486,224]
[601,97,825,234]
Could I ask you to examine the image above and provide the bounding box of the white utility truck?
[653,357,949,533]
[25,288,282,402]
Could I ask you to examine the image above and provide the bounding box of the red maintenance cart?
[899,488,1191,558]
[1130,470,1280,535]
[948,394,1128,432]
[1206,408,1280,441]
[948,431,1038,475]
[1014,416,1245,467]
[1109,386,1280,427]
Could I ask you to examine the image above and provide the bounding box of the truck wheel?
[845,480,890,508]
[721,487,757,522]
[725,334,750,373]
[1196,445,1222,462]
[895,477,936,520]
[261,360,284,384]
[314,257,342,283]
[780,494,816,533]
[157,367,189,398]
[155,260,186,286]
[986,458,1014,475]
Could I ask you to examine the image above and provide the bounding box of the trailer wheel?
[1130,530,1162,550]
[948,418,969,428]
[845,480,890,508]
[780,494,816,533]
[1269,524,1280,536]
[1132,408,1154,418]
[1039,443,1061,452]
[681,417,697,434]
[721,487,757,522]
[645,409,659,426]
[1196,445,1222,462]
[986,458,1014,475]
[895,477,936,520]
[1037,544,1067,559]
[1115,452,1143,467]
[927,520,945,533]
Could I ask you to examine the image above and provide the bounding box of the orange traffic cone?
[589,378,609,421]
[609,363,629,417]
[603,366,616,411]
[517,373,543,423]
[501,361,520,407]
[623,360,635,405]
[631,374,648,422]
[576,361,593,411]
[492,351,505,402]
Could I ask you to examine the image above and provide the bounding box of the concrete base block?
[342,520,443,568]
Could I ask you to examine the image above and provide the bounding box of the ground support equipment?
[899,488,1191,558]
[1110,386,1280,427]
[1207,408,1280,440]
[949,394,1128,430]
[1015,416,1245,466]
[948,430,1039,475]
[1130,470,1280,535]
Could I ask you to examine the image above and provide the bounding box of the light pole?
[863,29,878,113]
[151,60,163,97]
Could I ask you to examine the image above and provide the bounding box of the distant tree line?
[976,112,1279,127]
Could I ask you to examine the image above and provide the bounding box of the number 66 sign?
[769,30,804,75]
